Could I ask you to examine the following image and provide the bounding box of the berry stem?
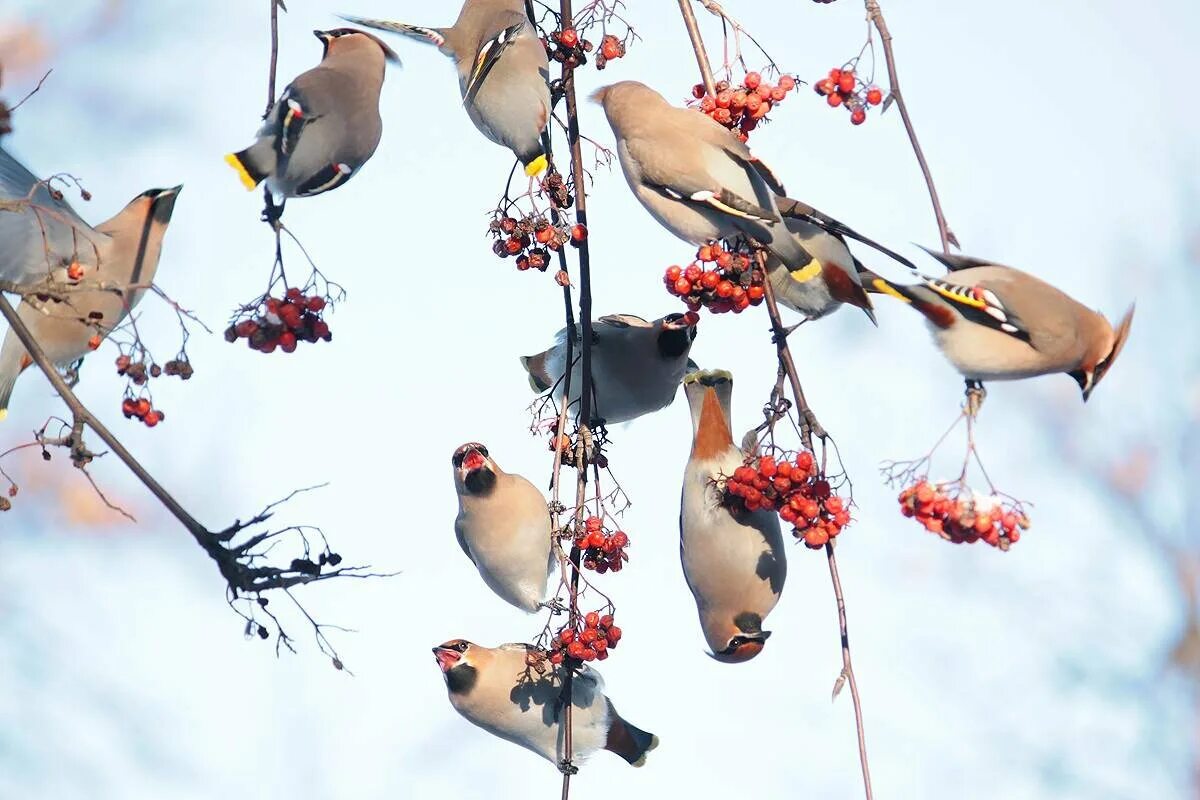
[864,0,958,253]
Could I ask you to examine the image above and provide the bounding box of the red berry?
[87,334,102,350]
[715,90,733,109]
[759,456,777,478]
[684,264,703,282]
[570,224,588,243]
[850,108,866,125]
[504,237,523,255]
[700,271,721,290]
[559,629,576,644]
[587,531,606,548]
[815,78,836,96]
[804,528,829,548]
[279,331,298,353]
[559,28,578,48]
[747,285,765,303]
[828,68,843,81]
[674,277,693,295]
[143,410,160,428]
[692,83,706,99]
[827,92,843,108]
[609,531,628,548]
[567,641,585,660]
[585,611,600,628]
[600,35,622,60]
[699,95,716,113]
[755,84,773,100]
[866,87,883,106]
[606,626,622,642]
[837,72,856,94]
[306,296,326,312]
[743,72,762,90]
[67,261,85,281]
[580,628,598,644]
[665,265,683,282]
[600,614,614,628]
[770,87,786,102]
[716,279,734,298]
[778,75,796,92]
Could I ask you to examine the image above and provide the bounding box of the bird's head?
[452,442,497,495]
[1070,303,1135,402]
[433,639,479,694]
[705,611,771,664]
[314,28,401,64]
[656,310,700,359]
[590,81,666,129]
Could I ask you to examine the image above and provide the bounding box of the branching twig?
[864,0,957,253]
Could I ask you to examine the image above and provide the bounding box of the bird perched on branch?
[520,311,700,425]
[0,145,109,287]
[680,369,787,663]
[433,639,659,766]
[0,184,182,419]
[224,28,398,208]
[451,442,554,612]
[861,247,1135,401]
[592,80,913,321]
[341,0,551,176]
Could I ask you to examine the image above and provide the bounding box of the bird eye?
[455,642,469,653]
[477,445,489,458]
[729,636,745,648]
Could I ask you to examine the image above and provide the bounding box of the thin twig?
[10,70,53,113]
[677,12,874,799]
[864,0,957,253]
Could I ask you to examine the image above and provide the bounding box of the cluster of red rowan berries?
[595,34,626,69]
[813,67,883,126]
[722,451,852,549]
[115,354,193,385]
[664,243,766,314]
[897,480,1030,549]
[574,515,629,573]
[548,610,622,664]
[224,288,331,354]
[545,28,590,69]
[121,396,165,428]
[691,73,797,141]
[490,214,588,271]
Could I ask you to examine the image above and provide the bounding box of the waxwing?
[452,442,554,612]
[863,246,1135,400]
[680,369,787,662]
[225,29,398,203]
[0,185,181,419]
[342,0,551,175]
[520,311,699,425]
[433,639,658,766]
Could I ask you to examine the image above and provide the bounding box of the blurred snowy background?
[0,0,1197,797]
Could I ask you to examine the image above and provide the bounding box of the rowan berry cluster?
[547,610,622,664]
[897,480,1030,549]
[545,28,591,70]
[490,214,587,271]
[574,515,629,574]
[121,396,165,428]
[722,451,852,549]
[691,72,797,141]
[225,288,331,354]
[115,354,193,384]
[813,67,883,125]
[663,243,766,314]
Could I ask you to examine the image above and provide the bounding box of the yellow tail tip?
[524,154,548,177]
[0,409,8,422]
[224,152,259,191]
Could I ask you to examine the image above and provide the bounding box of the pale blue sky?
[0,1,1197,798]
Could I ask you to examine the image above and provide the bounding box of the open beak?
[461,448,486,472]
[152,185,183,223]
[433,646,460,673]
[665,311,701,331]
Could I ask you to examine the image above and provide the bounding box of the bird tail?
[604,700,659,767]
[523,152,549,178]
[337,16,448,49]
[0,351,30,423]
[224,142,273,191]
[857,267,918,304]
[777,196,917,272]
[520,352,553,393]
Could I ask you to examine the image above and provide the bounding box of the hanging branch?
[863,0,956,254]
[679,5,873,798]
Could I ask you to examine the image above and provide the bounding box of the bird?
[0,144,108,287]
[520,311,700,425]
[341,0,551,176]
[452,442,554,612]
[679,369,787,662]
[433,639,659,767]
[861,246,1135,401]
[592,80,914,289]
[224,28,398,208]
[0,185,182,419]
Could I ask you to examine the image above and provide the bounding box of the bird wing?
[0,146,105,281]
[595,313,651,329]
[337,16,449,50]
[921,274,1033,344]
[778,196,916,271]
[463,19,528,104]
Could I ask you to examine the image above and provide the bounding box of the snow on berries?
[813,67,883,126]
[547,609,622,665]
[721,450,852,549]
[897,480,1030,550]
[489,212,573,271]
[225,287,332,354]
[574,515,629,574]
[690,73,799,141]
[663,242,766,314]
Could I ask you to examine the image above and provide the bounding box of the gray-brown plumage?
[680,370,787,663]
[433,639,658,766]
[0,186,181,419]
[863,247,1135,400]
[342,0,550,175]
[520,312,699,425]
[225,29,397,200]
[452,442,554,612]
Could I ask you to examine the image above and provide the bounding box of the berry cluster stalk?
[678,5,873,798]
[863,0,957,254]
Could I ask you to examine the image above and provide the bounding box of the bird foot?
[964,381,986,417]
[557,759,579,776]
[538,598,567,615]
[770,323,802,345]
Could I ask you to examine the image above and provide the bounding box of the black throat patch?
[464,467,497,495]
[445,663,478,695]
[657,327,693,359]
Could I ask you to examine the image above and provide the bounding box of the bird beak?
[664,311,700,331]
[151,185,182,223]
[461,447,486,472]
[432,646,460,673]
[683,368,732,388]
[313,29,331,43]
